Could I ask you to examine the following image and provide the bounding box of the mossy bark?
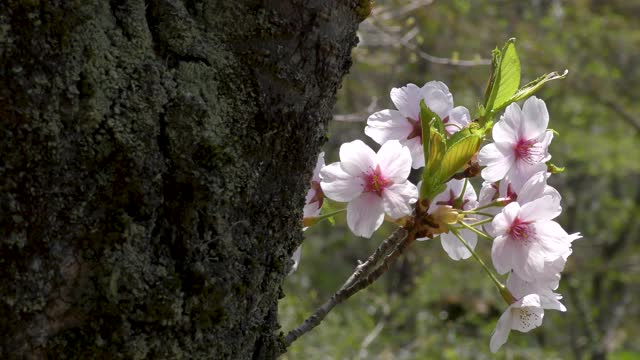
[0,1,362,358]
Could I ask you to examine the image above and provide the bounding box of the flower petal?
[493,102,523,144]
[507,161,547,191]
[422,81,454,119]
[377,140,412,183]
[512,296,544,332]
[538,130,554,162]
[382,182,418,219]
[445,106,471,135]
[462,180,478,210]
[490,309,513,353]
[521,97,549,140]
[427,180,455,214]
[441,229,476,260]
[532,220,572,260]
[490,201,520,237]
[520,195,561,222]
[518,241,547,281]
[365,110,413,144]
[405,137,425,169]
[539,292,567,312]
[339,140,376,177]
[303,197,321,218]
[479,142,515,183]
[311,152,325,182]
[492,234,517,275]
[347,193,385,238]
[517,171,548,204]
[478,181,498,207]
[320,163,363,202]
[391,83,422,120]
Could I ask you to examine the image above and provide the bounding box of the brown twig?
[283,227,415,348]
[340,228,407,292]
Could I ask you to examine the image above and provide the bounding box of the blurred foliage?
[280,1,640,359]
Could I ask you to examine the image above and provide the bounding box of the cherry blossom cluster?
[297,80,579,352]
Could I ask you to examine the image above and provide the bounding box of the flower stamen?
[513,138,545,164]
[508,217,534,242]
[363,165,393,196]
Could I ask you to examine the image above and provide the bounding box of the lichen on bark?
[0,0,360,358]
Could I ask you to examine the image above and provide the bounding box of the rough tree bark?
[0,1,365,358]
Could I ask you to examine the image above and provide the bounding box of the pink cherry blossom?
[418,179,478,260]
[479,171,562,234]
[490,272,566,353]
[489,195,572,282]
[320,140,417,238]
[365,82,471,169]
[478,97,554,189]
[303,152,326,219]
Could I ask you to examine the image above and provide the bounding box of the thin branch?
[340,228,407,292]
[333,96,378,122]
[283,227,415,348]
[357,320,385,359]
[363,20,491,67]
[373,0,435,21]
[588,92,640,133]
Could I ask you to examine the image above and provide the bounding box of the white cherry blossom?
[490,272,566,353]
[365,82,471,169]
[419,179,478,260]
[320,140,417,238]
[489,195,572,282]
[478,97,554,189]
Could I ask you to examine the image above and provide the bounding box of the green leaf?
[420,179,446,204]
[419,100,433,171]
[419,100,448,201]
[507,70,568,103]
[321,201,337,225]
[439,134,482,182]
[446,126,472,148]
[425,131,446,179]
[420,131,446,200]
[485,38,521,113]
[430,113,446,137]
[547,162,566,174]
[483,47,501,103]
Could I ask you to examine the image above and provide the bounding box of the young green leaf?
[420,130,446,200]
[507,70,569,104]
[547,162,566,174]
[485,38,521,114]
[419,100,448,201]
[438,134,482,182]
[420,180,446,204]
[420,100,433,171]
[483,47,501,103]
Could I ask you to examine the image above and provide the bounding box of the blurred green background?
[280,1,640,359]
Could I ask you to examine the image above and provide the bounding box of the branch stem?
[451,229,504,291]
[283,227,414,348]
[457,221,492,240]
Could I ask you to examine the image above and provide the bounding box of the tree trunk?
[0,1,364,358]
